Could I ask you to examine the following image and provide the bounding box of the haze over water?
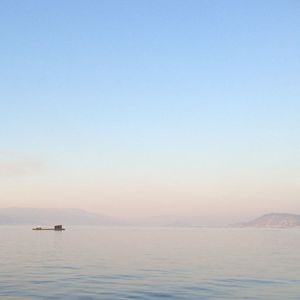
[1,226,300,299]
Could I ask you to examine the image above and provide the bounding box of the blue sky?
[0,0,299,218]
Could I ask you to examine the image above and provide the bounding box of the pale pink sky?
[0,152,299,221]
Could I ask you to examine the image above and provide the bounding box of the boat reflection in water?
[32,225,65,231]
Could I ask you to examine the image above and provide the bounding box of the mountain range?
[1,208,300,228]
[235,213,300,228]
[0,208,232,227]
[0,207,123,226]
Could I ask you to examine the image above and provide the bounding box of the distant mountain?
[235,213,300,228]
[134,215,204,227]
[0,208,234,227]
[0,207,124,226]
[8,208,298,228]
[132,215,233,227]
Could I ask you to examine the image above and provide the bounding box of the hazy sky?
[1,0,299,219]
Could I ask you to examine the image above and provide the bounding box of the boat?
[32,225,65,231]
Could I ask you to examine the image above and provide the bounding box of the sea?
[1,226,300,299]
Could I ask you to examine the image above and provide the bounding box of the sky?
[0,0,299,220]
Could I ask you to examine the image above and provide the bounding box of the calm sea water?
[0,226,300,299]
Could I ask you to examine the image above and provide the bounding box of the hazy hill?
[236,213,300,228]
[134,215,233,227]
[0,208,229,227]
[4,208,299,228]
[0,207,124,226]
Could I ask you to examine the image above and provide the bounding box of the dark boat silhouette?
[32,225,65,231]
